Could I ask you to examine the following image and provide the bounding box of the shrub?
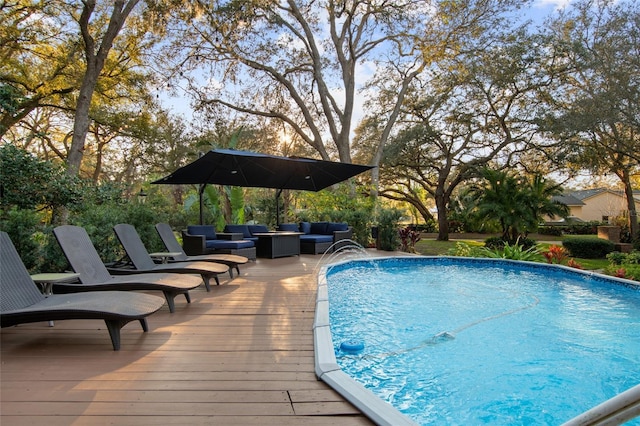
[562,237,615,259]
[480,242,544,262]
[538,226,564,236]
[542,245,568,264]
[484,236,537,250]
[447,242,486,257]
[604,264,640,281]
[484,236,505,250]
[375,208,402,251]
[399,226,421,253]
[606,251,628,265]
[564,221,601,235]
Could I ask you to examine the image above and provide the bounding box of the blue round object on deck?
[340,340,365,354]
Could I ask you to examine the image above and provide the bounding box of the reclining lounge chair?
[155,223,249,278]
[112,224,230,291]
[53,225,202,312]
[0,232,164,350]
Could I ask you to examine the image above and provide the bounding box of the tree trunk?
[435,190,449,241]
[67,72,99,175]
[65,0,140,176]
[621,169,639,240]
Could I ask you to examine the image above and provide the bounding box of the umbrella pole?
[276,188,283,226]
[199,184,206,225]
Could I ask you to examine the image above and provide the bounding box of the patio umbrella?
[152,149,374,224]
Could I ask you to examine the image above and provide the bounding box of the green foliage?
[294,183,375,247]
[607,250,640,265]
[479,243,545,262]
[467,168,568,243]
[329,208,373,247]
[606,251,628,265]
[375,207,403,251]
[228,186,245,224]
[0,144,82,213]
[64,183,172,263]
[449,240,544,261]
[604,264,640,281]
[485,236,537,250]
[0,208,42,271]
[0,84,24,116]
[562,237,615,259]
[447,242,486,257]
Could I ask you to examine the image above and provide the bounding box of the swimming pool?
[314,256,640,425]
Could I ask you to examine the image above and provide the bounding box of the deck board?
[1,254,375,425]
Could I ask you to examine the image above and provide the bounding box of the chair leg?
[202,274,220,292]
[139,318,149,332]
[104,319,126,351]
[163,291,176,313]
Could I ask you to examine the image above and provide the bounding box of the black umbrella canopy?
[152,149,374,191]
[152,149,374,225]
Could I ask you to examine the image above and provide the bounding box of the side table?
[252,232,301,258]
[149,251,183,263]
[30,272,80,327]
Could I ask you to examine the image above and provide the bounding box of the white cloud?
[533,0,573,10]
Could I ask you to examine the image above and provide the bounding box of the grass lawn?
[414,234,611,271]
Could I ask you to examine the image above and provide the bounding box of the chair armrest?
[181,231,207,255]
[217,232,243,240]
[332,227,353,243]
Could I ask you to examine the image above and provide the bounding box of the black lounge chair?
[0,232,164,350]
[112,224,229,291]
[155,223,249,278]
[53,225,202,312]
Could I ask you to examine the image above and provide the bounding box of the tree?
[66,0,144,175]
[379,27,556,240]
[0,0,80,137]
[542,0,640,240]
[161,0,524,176]
[468,168,568,243]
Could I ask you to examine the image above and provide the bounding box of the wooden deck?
[1,254,374,425]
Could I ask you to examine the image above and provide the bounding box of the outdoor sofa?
[182,225,257,260]
[277,222,353,254]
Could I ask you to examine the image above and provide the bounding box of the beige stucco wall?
[579,192,640,222]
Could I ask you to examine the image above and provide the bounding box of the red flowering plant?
[399,226,421,253]
[614,268,627,279]
[567,258,583,269]
[542,245,568,264]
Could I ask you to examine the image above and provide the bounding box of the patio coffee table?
[252,232,302,259]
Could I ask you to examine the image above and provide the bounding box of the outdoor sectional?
[182,225,257,260]
[277,222,353,254]
[223,224,270,243]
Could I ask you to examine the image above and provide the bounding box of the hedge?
[561,237,615,259]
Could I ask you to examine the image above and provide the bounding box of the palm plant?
[469,168,569,244]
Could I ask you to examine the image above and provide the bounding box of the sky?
[159,0,576,123]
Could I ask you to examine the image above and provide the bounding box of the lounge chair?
[0,232,164,350]
[112,224,229,291]
[155,223,249,278]
[53,225,202,312]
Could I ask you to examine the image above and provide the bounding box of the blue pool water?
[325,257,640,425]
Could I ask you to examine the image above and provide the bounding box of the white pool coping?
[314,262,418,426]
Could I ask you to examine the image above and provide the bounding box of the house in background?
[552,188,640,223]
